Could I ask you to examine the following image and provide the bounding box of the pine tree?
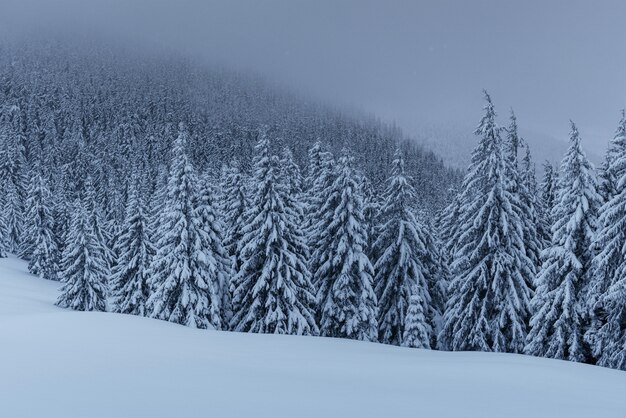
[584,111,626,368]
[525,121,601,362]
[439,92,533,353]
[110,177,155,316]
[147,125,222,329]
[56,199,108,312]
[540,161,558,220]
[83,174,114,271]
[230,133,318,335]
[520,145,547,265]
[314,150,378,341]
[195,173,233,328]
[402,283,431,349]
[306,143,336,288]
[0,105,27,254]
[220,160,249,283]
[373,149,433,346]
[506,111,541,278]
[24,166,59,280]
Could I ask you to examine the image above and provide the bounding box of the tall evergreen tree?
[506,111,541,277]
[373,149,433,346]
[540,160,559,226]
[147,125,222,329]
[525,121,601,362]
[439,92,533,353]
[220,160,249,283]
[306,143,336,288]
[314,151,378,341]
[23,165,59,280]
[110,177,155,316]
[195,173,233,328]
[230,133,318,335]
[585,111,626,368]
[56,199,108,312]
[0,105,27,254]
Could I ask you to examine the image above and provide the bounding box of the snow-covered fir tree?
[195,173,233,328]
[584,111,626,368]
[56,198,108,312]
[373,149,433,346]
[83,175,114,272]
[402,283,431,349]
[540,161,559,221]
[596,115,625,204]
[306,142,336,288]
[230,132,318,335]
[506,111,541,278]
[439,92,533,353]
[23,165,59,280]
[314,150,378,341]
[0,105,27,254]
[147,125,222,329]
[525,121,601,362]
[220,160,249,281]
[110,177,155,316]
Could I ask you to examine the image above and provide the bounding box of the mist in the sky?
[2,0,626,150]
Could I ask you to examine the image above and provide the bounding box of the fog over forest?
[2,0,626,151]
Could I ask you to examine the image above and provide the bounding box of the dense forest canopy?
[0,41,461,217]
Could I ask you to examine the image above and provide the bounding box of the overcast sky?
[2,0,626,149]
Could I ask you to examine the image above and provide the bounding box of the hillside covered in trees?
[4,39,626,382]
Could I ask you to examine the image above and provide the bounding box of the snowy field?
[1,256,625,418]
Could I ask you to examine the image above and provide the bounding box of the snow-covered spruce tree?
[596,115,625,204]
[110,177,155,316]
[584,112,626,368]
[506,111,541,279]
[540,160,559,226]
[147,125,222,329]
[0,105,27,254]
[306,142,336,288]
[56,199,108,311]
[280,147,304,199]
[373,149,433,347]
[361,174,380,259]
[525,121,601,362]
[314,150,378,341]
[402,283,431,349]
[23,165,59,280]
[220,160,250,316]
[195,173,233,328]
[439,92,533,353]
[83,175,114,271]
[521,145,549,264]
[219,160,249,308]
[230,133,318,335]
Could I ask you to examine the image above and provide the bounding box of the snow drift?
[1,256,625,418]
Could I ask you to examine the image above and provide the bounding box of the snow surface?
[1,256,625,418]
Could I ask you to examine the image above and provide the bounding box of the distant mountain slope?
[0,41,460,211]
[1,256,625,418]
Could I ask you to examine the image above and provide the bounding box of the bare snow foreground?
[1,256,625,418]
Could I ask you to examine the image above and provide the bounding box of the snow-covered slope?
[1,256,625,418]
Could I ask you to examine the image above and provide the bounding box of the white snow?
[1,255,625,418]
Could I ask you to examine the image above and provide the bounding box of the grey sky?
[3,0,626,150]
